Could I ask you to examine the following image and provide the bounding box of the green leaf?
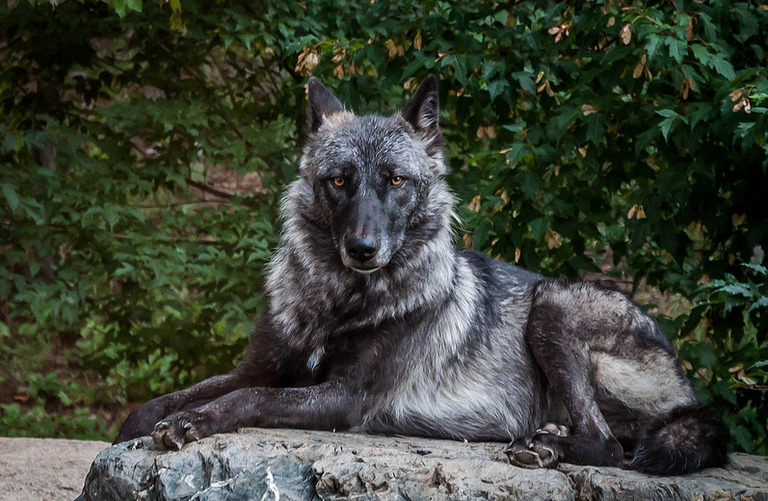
[734,425,754,452]
[108,0,142,17]
[487,79,508,101]
[749,297,768,313]
[691,45,712,66]
[646,34,662,59]
[742,263,767,275]
[529,217,550,242]
[1,184,20,212]
[658,117,676,141]
[103,205,119,231]
[664,37,687,64]
[655,109,678,118]
[712,56,736,80]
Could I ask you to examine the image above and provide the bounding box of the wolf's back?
[630,404,729,475]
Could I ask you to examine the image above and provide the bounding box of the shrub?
[1,0,765,449]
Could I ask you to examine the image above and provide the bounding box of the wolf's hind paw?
[505,436,561,469]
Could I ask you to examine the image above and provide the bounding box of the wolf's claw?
[151,412,205,450]
[505,435,561,469]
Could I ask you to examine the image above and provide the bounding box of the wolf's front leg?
[151,380,361,450]
[115,371,253,444]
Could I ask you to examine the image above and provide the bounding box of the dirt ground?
[0,437,110,501]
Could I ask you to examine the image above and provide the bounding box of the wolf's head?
[294,75,450,274]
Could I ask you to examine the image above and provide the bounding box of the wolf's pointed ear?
[402,74,440,132]
[401,75,444,165]
[307,77,345,132]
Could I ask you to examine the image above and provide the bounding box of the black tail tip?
[630,404,729,475]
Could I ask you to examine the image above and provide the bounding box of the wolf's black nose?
[346,236,379,262]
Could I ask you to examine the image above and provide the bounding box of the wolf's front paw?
[114,396,173,444]
[505,435,562,469]
[151,411,209,450]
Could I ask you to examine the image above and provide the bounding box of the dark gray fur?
[115,75,728,475]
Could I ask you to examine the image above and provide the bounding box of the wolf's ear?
[402,75,440,132]
[307,77,345,132]
[401,75,444,161]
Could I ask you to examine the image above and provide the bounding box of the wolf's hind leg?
[507,283,625,469]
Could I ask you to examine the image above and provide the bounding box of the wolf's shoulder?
[457,247,544,289]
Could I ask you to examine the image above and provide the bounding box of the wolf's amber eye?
[390,176,404,186]
[332,177,345,187]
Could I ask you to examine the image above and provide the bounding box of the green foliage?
[1,0,300,438]
[678,263,768,454]
[1,0,766,449]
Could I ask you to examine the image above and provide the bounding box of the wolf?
[115,75,728,475]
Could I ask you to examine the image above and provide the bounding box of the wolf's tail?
[629,404,729,475]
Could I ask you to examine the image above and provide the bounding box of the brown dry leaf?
[476,124,497,139]
[733,97,751,113]
[620,23,632,45]
[632,53,647,79]
[544,229,562,249]
[385,39,398,59]
[686,20,695,41]
[414,31,423,51]
[633,61,644,79]
[385,39,404,59]
[500,148,512,164]
[462,233,473,248]
[627,204,646,219]
[680,78,696,100]
[468,195,482,212]
[732,213,747,227]
[514,248,521,263]
[581,104,599,116]
[332,50,345,63]
[687,220,704,237]
[295,48,319,76]
[498,189,510,205]
[537,80,554,97]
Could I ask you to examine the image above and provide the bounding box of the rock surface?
[77,428,768,501]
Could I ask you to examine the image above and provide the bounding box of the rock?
[76,428,768,501]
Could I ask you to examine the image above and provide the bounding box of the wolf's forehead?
[314,115,423,171]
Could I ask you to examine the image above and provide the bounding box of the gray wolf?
[115,75,728,475]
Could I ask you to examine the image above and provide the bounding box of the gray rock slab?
[77,428,768,501]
